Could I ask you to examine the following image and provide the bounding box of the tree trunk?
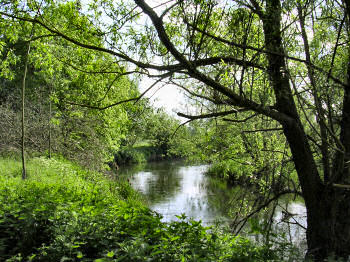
[306,2,350,258]
[21,51,27,180]
[135,0,350,259]
[21,41,31,180]
[305,188,350,260]
[21,25,35,180]
[263,0,350,260]
[48,85,52,159]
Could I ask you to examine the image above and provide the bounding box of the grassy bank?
[0,157,280,261]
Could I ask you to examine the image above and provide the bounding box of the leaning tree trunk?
[21,50,27,180]
[263,0,350,260]
[21,39,31,180]
[48,84,52,159]
[21,24,35,180]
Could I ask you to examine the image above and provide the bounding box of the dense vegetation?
[0,157,282,262]
[0,3,185,169]
[1,0,350,260]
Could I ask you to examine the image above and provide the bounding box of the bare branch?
[177,109,238,120]
[65,97,140,110]
[0,12,185,72]
[169,80,221,105]
[64,71,173,110]
[55,56,133,75]
[333,183,350,189]
[233,190,302,235]
[242,127,283,133]
[171,119,192,139]
[23,33,58,42]
[160,0,183,19]
[223,113,259,123]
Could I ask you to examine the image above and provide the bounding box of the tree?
[1,0,350,259]
[131,1,350,260]
[20,25,34,179]
[0,1,143,169]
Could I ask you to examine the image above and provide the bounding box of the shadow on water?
[119,161,307,253]
[119,160,183,202]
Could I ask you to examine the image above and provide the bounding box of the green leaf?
[107,251,114,258]
[76,251,83,259]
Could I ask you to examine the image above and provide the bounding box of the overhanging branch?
[177,109,238,120]
[242,127,283,133]
[134,0,295,124]
[223,113,259,123]
[183,15,346,88]
[65,97,140,110]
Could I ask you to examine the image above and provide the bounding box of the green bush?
[114,147,147,165]
[114,145,168,166]
[206,160,249,184]
[207,160,267,187]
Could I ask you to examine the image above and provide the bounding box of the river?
[119,161,307,250]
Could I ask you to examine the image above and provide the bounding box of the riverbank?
[113,144,183,167]
[0,157,281,261]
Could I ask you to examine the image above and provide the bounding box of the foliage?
[143,109,179,157]
[207,160,249,182]
[172,117,297,194]
[0,3,145,169]
[114,146,148,165]
[115,108,191,166]
[0,157,280,262]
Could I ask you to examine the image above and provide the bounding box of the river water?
[119,161,307,250]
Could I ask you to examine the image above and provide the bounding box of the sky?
[80,0,186,116]
[139,77,185,116]
[136,0,186,117]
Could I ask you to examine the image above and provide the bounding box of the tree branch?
[242,127,283,133]
[233,190,302,235]
[223,113,259,123]
[177,110,238,120]
[134,0,294,124]
[182,13,346,88]
[65,97,140,110]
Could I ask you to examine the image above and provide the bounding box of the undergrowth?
[0,157,280,261]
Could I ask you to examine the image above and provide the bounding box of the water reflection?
[119,161,307,250]
[122,161,182,202]
[120,162,229,223]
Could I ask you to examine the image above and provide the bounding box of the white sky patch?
[139,74,186,117]
[136,0,186,117]
[81,0,188,117]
